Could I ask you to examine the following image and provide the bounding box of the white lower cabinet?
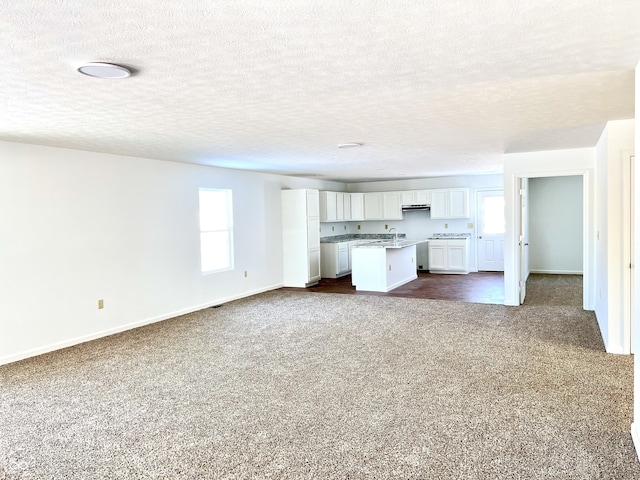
[428,239,469,274]
[320,241,351,278]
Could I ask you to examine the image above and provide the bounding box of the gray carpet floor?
[1,275,638,479]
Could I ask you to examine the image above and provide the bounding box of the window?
[482,194,505,234]
[199,188,233,273]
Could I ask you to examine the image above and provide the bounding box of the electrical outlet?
[244,271,248,278]
[358,225,361,230]
[467,222,474,229]
[444,223,448,229]
[385,224,388,229]
[332,226,334,231]
[98,299,104,309]
[344,225,347,230]
[388,265,392,271]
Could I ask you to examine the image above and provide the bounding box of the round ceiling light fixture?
[337,142,363,149]
[77,62,132,79]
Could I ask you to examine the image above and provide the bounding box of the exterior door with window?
[477,190,505,271]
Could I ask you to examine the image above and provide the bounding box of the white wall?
[503,148,595,307]
[528,176,583,274]
[594,119,635,354]
[0,141,346,365]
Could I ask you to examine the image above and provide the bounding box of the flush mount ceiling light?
[77,62,131,79]
[337,142,363,149]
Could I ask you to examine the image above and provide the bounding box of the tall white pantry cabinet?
[282,189,321,287]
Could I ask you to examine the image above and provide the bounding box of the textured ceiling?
[1,0,639,182]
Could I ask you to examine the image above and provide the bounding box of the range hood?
[401,204,430,211]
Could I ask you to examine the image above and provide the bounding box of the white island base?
[351,244,417,292]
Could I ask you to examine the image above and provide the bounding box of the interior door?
[519,179,530,304]
[477,190,505,271]
[624,153,635,353]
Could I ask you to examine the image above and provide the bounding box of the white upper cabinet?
[350,193,365,220]
[342,193,351,221]
[401,190,430,206]
[364,193,383,220]
[430,188,469,219]
[319,188,466,221]
[382,192,402,219]
[448,188,469,218]
[319,191,337,222]
[320,191,351,222]
[363,192,402,220]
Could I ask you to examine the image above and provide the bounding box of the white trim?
[504,167,592,309]
[606,344,627,355]
[529,269,583,275]
[0,283,284,366]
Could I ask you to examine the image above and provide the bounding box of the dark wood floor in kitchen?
[284,271,505,305]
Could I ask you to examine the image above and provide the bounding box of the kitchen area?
[282,187,483,294]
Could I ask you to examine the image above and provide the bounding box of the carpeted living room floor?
[1,275,638,479]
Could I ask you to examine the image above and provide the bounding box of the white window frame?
[199,188,234,274]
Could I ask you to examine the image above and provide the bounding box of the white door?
[477,190,505,271]
[519,179,530,304]
[624,153,635,353]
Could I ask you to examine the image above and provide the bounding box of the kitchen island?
[351,239,427,292]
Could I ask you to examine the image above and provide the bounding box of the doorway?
[476,189,505,272]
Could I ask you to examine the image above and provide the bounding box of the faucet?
[388,227,398,243]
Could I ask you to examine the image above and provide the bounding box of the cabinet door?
[338,245,349,273]
[415,190,430,205]
[343,193,351,221]
[430,190,449,219]
[447,243,466,271]
[308,248,321,282]
[307,190,319,216]
[447,239,468,272]
[350,193,364,220]
[383,192,402,219]
[401,191,415,206]
[307,216,320,250]
[336,193,345,221]
[364,193,383,220]
[319,191,337,222]
[448,188,469,218]
[428,242,447,270]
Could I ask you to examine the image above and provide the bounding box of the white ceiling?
[1,1,639,182]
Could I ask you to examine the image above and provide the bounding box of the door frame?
[475,188,505,272]
[504,168,592,309]
[623,151,635,353]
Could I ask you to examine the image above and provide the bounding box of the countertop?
[427,233,472,240]
[351,239,428,249]
[320,233,407,243]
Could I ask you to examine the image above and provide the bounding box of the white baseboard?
[529,269,583,275]
[631,423,640,461]
[0,283,283,366]
[606,345,627,355]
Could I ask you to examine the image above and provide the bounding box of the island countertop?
[320,233,406,243]
[351,239,428,249]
